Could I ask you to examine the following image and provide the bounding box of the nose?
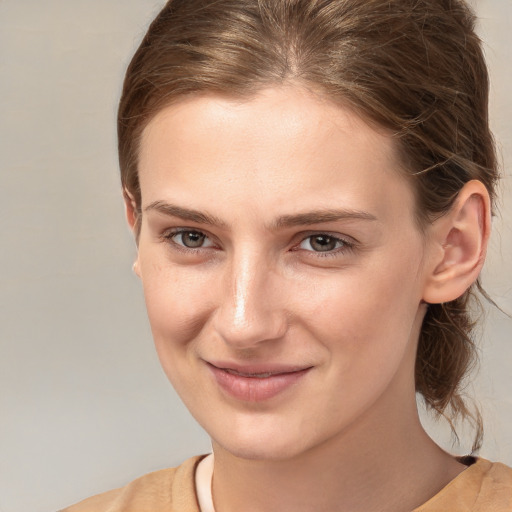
[212,252,288,350]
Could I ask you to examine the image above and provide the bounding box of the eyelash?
[294,233,355,258]
[161,228,218,254]
[161,228,355,258]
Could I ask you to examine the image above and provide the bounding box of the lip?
[206,361,313,402]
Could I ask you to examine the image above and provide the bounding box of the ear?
[422,180,491,304]
[123,187,141,278]
[123,187,139,232]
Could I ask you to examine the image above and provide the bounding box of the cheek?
[140,261,219,398]
[141,257,217,348]
[303,260,420,325]
[300,269,422,415]
[298,251,424,361]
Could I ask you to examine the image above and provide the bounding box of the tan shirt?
[60,456,512,512]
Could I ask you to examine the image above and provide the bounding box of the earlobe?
[422,180,491,304]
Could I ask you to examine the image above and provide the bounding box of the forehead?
[140,86,396,168]
[138,86,416,225]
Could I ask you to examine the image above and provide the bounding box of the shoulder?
[475,459,512,509]
[59,455,204,512]
[415,458,512,512]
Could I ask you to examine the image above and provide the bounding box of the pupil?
[311,235,336,252]
[183,231,205,248]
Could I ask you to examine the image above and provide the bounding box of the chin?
[216,438,303,461]
[209,420,315,462]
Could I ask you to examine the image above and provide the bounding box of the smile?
[224,368,295,378]
[206,362,312,402]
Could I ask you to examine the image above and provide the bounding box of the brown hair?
[118,0,498,449]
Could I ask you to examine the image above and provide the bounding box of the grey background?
[0,1,510,511]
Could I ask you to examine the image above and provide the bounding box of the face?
[134,86,431,461]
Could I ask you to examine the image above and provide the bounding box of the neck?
[210,387,465,512]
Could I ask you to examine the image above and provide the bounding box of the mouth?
[223,369,286,378]
[219,367,306,378]
[206,361,313,402]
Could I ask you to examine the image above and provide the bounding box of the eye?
[168,229,215,249]
[298,234,349,253]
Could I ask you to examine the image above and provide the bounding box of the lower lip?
[207,364,311,402]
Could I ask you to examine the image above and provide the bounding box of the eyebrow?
[144,201,377,230]
[145,201,229,228]
[271,209,377,229]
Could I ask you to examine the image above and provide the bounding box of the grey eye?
[175,231,208,248]
[300,235,343,252]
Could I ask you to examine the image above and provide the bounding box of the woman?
[63,0,511,510]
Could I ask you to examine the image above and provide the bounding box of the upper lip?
[206,360,313,377]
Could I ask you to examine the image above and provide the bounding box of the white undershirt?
[195,453,215,512]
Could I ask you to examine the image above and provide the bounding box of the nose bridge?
[215,247,286,348]
[232,256,253,329]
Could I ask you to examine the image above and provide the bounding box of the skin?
[129,86,490,512]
